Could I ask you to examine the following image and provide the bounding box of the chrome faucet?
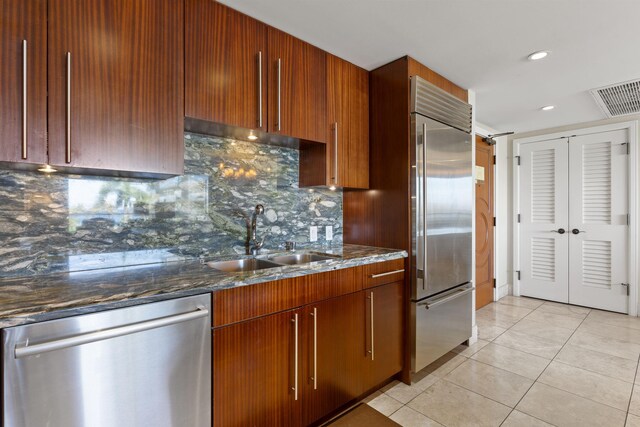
[234,204,265,255]
[250,204,265,255]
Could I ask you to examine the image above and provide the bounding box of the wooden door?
[326,54,369,189]
[568,130,630,312]
[48,0,184,176]
[186,0,267,131]
[363,281,403,391]
[302,293,364,425]
[518,139,570,303]
[267,27,327,143]
[475,135,494,309]
[326,54,350,187]
[213,309,302,426]
[347,64,369,189]
[0,0,47,165]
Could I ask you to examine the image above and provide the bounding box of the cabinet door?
[0,0,47,165]
[186,0,267,131]
[363,281,404,391]
[48,0,184,176]
[302,293,364,425]
[268,27,327,143]
[213,309,302,427]
[346,65,369,189]
[326,55,369,189]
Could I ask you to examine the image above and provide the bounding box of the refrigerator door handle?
[422,122,428,290]
[418,285,475,309]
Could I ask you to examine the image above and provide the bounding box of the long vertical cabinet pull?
[367,292,375,360]
[333,122,339,184]
[291,313,299,400]
[257,51,263,129]
[65,52,72,164]
[276,58,281,131]
[310,307,317,390]
[22,40,28,159]
[422,123,428,289]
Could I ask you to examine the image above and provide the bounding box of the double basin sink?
[207,252,337,273]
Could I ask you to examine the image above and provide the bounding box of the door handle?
[291,313,299,400]
[14,307,209,359]
[257,51,263,129]
[22,40,28,159]
[333,122,339,184]
[418,286,475,309]
[65,52,72,163]
[276,58,281,131]
[551,228,566,234]
[572,229,586,235]
[310,307,317,390]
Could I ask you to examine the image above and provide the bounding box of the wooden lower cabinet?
[362,281,404,391]
[212,276,404,426]
[302,293,364,425]
[213,308,302,426]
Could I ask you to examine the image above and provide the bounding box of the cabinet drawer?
[213,266,362,328]
[363,258,405,289]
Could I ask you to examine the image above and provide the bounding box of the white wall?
[506,114,640,311]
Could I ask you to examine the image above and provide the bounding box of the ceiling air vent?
[590,79,640,118]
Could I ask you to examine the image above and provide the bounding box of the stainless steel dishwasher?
[2,294,211,427]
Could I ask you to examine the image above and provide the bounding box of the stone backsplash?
[0,133,342,277]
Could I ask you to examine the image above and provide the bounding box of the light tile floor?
[365,296,640,427]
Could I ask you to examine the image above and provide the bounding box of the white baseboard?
[497,284,510,300]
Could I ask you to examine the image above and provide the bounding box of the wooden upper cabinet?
[186,0,267,131]
[326,54,369,189]
[48,0,184,176]
[268,27,327,143]
[0,0,47,165]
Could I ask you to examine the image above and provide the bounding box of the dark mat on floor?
[326,403,401,427]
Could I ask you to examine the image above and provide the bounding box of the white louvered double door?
[518,129,630,312]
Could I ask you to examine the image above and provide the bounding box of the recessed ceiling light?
[528,51,549,61]
[541,105,555,111]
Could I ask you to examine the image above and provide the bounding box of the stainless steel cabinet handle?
[276,58,281,131]
[291,313,299,400]
[418,286,475,309]
[22,40,28,159]
[367,291,375,361]
[14,308,209,359]
[334,122,339,184]
[311,307,317,390]
[65,52,72,163]
[422,123,428,290]
[370,269,405,279]
[257,51,263,128]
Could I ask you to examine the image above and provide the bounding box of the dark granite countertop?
[0,244,407,328]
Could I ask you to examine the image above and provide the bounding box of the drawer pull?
[370,269,405,279]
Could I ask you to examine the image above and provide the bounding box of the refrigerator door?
[411,283,474,372]
[411,114,473,300]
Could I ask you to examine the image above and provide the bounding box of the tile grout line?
[624,353,640,426]
[498,303,593,426]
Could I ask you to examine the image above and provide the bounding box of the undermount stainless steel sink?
[207,258,282,273]
[268,253,335,265]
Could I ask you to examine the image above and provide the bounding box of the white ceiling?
[219,0,640,133]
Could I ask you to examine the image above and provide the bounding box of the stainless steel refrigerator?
[410,76,474,373]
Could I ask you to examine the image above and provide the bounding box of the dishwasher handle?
[14,307,209,359]
[418,286,475,310]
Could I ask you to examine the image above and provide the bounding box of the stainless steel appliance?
[3,294,211,427]
[410,76,474,373]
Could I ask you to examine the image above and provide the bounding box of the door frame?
[475,125,503,304]
[474,133,496,309]
[513,121,638,316]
